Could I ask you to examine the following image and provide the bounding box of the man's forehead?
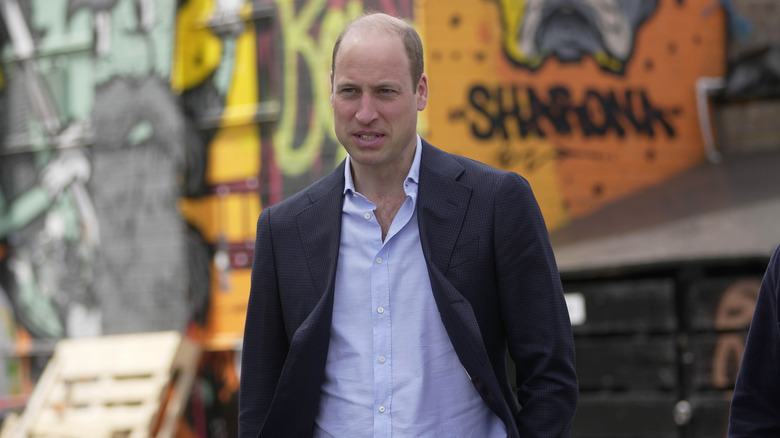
[337,27,403,60]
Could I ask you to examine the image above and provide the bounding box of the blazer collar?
[417,140,472,276]
[295,142,473,299]
[297,161,346,302]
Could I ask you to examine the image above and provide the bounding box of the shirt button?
[379,356,386,363]
[376,257,382,264]
[377,307,384,314]
[379,406,386,413]
[364,213,371,220]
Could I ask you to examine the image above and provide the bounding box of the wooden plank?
[154,338,200,438]
[7,331,200,438]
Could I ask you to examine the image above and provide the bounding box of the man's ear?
[330,71,335,107]
[416,73,428,111]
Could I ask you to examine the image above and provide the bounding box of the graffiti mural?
[0,0,193,407]
[497,0,659,73]
[0,0,100,343]
[0,0,736,435]
[422,0,726,229]
[710,279,760,389]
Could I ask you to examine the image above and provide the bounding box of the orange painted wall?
[420,0,726,230]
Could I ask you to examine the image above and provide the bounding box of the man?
[239,12,578,437]
[728,245,780,437]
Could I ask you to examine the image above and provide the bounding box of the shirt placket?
[372,236,392,437]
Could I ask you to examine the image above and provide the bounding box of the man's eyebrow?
[334,81,358,89]
[375,82,402,89]
[334,79,404,89]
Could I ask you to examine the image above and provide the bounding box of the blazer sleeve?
[493,172,579,437]
[728,245,780,437]
[239,208,290,438]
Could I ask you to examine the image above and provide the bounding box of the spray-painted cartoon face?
[497,0,659,73]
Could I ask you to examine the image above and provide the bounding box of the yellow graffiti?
[593,51,623,73]
[172,0,223,93]
[497,0,538,67]
[177,1,261,243]
[273,0,362,176]
[223,5,260,126]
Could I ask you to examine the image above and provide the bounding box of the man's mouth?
[354,133,384,143]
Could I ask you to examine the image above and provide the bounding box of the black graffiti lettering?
[495,86,515,139]
[623,90,676,138]
[575,90,626,137]
[469,85,496,139]
[467,84,677,140]
[522,87,547,138]
[547,87,572,134]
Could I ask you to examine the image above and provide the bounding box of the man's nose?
[355,95,378,124]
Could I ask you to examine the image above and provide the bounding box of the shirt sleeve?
[493,172,579,437]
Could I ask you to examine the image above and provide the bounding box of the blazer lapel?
[417,141,519,437]
[297,163,346,303]
[261,164,346,436]
[417,141,472,276]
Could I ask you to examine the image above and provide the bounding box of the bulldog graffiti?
[497,0,659,73]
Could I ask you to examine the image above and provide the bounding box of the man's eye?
[379,89,395,95]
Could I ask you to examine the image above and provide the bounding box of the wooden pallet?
[2,331,200,438]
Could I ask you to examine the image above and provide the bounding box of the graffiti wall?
[0,0,188,410]
[421,0,726,229]
[0,0,414,435]
[0,0,732,435]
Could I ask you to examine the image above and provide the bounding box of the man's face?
[331,30,427,175]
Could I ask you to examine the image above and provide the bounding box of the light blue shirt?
[313,137,506,437]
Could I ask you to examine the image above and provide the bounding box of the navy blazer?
[728,245,780,437]
[239,140,578,437]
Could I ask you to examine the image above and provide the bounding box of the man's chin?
[348,152,384,167]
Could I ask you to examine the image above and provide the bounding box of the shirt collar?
[343,135,422,196]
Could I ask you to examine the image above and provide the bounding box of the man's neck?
[350,146,415,202]
[350,144,416,241]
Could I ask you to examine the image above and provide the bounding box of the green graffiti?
[0,189,51,240]
[213,36,237,97]
[0,120,53,239]
[0,0,177,343]
[93,0,177,84]
[273,0,362,176]
[28,0,94,120]
[127,121,155,147]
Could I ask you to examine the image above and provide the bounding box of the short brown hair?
[331,12,424,89]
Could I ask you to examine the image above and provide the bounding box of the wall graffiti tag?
[462,84,678,140]
[711,279,761,389]
[423,0,725,228]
